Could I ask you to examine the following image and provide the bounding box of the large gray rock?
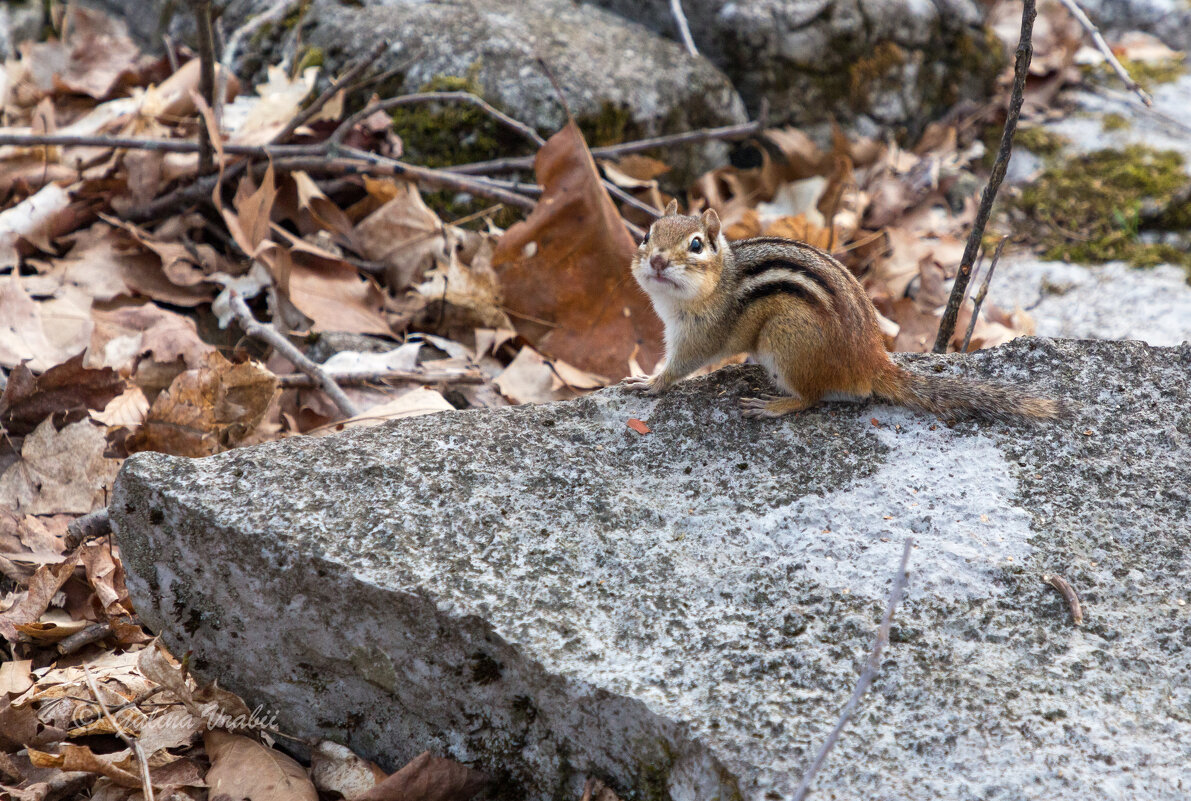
[111,338,1191,800]
[584,0,1003,136]
[87,0,747,178]
[1078,0,1191,50]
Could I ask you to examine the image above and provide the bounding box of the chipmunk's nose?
[649,254,667,273]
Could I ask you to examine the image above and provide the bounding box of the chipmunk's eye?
[689,237,703,253]
[641,230,650,246]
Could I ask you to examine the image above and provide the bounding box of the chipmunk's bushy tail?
[873,364,1066,424]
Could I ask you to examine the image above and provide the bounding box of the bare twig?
[1042,573,1084,625]
[65,508,111,548]
[276,369,485,387]
[960,235,1008,353]
[331,92,546,148]
[446,116,767,175]
[670,0,700,56]
[57,622,112,656]
[933,0,1035,353]
[191,0,217,175]
[82,665,155,801]
[273,40,389,144]
[228,292,361,417]
[791,538,913,801]
[1056,0,1153,107]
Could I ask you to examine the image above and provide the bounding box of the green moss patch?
[1014,126,1070,158]
[388,72,530,169]
[1014,145,1191,268]
[1101,112,1131,132]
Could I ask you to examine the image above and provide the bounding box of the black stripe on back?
[738,258,837,298]
[740,279,822,308]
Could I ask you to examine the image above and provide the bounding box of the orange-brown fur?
[627,204,1064,423]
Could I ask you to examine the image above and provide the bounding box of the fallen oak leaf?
[0,353,123,436]
[204,730,318,801]
[351,751,488,801]
[492,120,662,380]
[126,351,278,458]
[0,419,120,516]
[0,551,81,642]
[28,744,140,788]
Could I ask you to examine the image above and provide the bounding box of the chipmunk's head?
[631,200,726,305]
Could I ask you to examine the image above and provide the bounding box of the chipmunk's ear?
[701,208,721,242]
[664,199,679,216]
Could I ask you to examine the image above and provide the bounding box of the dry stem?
[791,538,913,801]
[670,0,700,56]
[933,0,1035,353]
[960,235,1008,353]
[1057,0,1153,107]
[82,665,155,801]
[276,369,485,388]
[227,292,361,417]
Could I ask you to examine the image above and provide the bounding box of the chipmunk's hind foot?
[740,394,815,419]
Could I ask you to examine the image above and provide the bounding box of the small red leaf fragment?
[870,417,880,427]
[626,418,651,435]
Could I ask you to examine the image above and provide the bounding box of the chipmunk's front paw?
[622,375,666,395]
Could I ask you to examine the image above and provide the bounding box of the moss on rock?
[1014,145,1191,268]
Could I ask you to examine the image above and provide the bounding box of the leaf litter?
[0,2,1172,798]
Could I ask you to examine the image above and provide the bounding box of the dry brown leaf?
[0,276,93,371]
[417,240,510,332]
[0,551,80,642]
[29,744,139,788]
[0,353,123,436]
[287,253,393,336]
[141,58,241,120]
[762,215,835,251]
[315,388,454,435]
[126,352,278,457]
[354,181,445,288]
[204,730,318,801]
[352,751,488,801]
[15,608,89,642]
[86,302,215,374]
[493,121,662,379]
[310,741,387,798]
[291,171,358,245]
[53,7,143,99]
[0,419,119,516]
[226,65,319,146]
[91,385,150,428]
[493,347,584,405]
[0,698,67,750]
[0,183,72,268]
[0,659,34,697]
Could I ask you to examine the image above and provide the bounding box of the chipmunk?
[624,201,1063,423]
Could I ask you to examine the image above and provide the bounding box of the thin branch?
[670,0,700,57]
[191,0,217,175]
[960,235,1008,352]
[331,92,547,148]
[228,292,361,417]
[933,0,1035,353]
[276,369,485,387]
[82,665,155,801]
[446,115,767,175]
[57,622,112,656]
[65,508,111,549]
[791,538,913,801]
[273,39,389,144]
[1056,0,1153,107]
